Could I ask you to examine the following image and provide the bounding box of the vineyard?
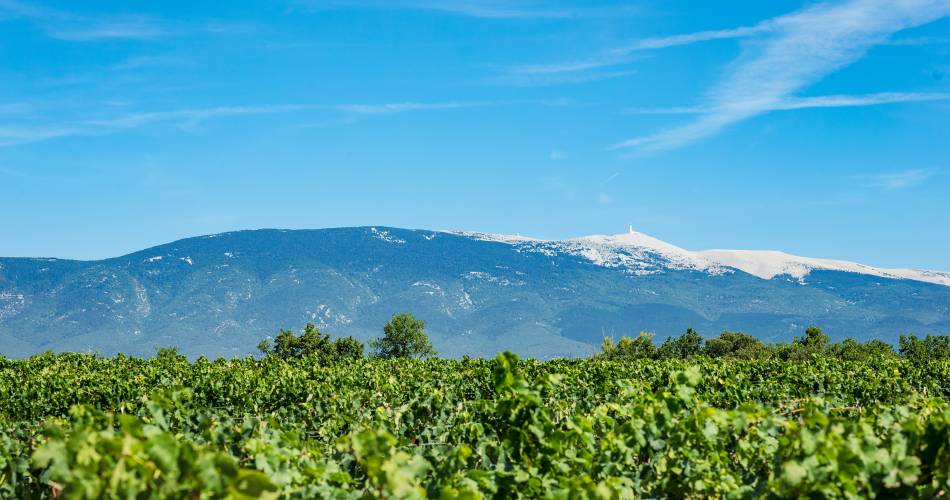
[2,351,950,498]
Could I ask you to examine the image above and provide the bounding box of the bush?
[257,323,363,363]
[899,334,950,364]
[703,331,770,359]
[827,338,897,362]
[658,328,703,359]
[600,332,658,360]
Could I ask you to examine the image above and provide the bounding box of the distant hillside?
[2,226,949,358]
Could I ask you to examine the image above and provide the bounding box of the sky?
[1,0,948,269]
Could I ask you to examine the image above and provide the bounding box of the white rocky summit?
[447,226,950,287]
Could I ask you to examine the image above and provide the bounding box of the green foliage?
[600,331,658,360]
[657,327,703,359]
[154,346,186,362]
[772,326,831,362]
[703,331,771,359]
[257,323,363,363]
[31,405,279,499]
[370,312,436,359]
[800,325,831,349]
[827,338,898,362]
[900,334,950,365]
[3,346,950,496]
[604,326,935,364]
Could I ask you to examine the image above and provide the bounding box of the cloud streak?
[83,101,495,129]
[624,92,950,114]
[0,0,172,40]
[490,69,637,87]
[0,126,79,147]
[0,0,249,41]
[0,100,532,147]
[317,0,639,19]
[509,25,768,79]
[863,169,935,189]
[613,0,950,152]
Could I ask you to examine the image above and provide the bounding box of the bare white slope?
[447,227,724,276]
[558,231,726,275]
[440,230,543,245]
[447,228,950,287]
[698,249,950,287]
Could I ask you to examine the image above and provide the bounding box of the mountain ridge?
[2,226,949,359]
[446,227,949,287]
[10,226,948,287]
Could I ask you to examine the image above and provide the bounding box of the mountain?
[2,226,949,359]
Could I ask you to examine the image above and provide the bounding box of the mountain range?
[2,226,949,359]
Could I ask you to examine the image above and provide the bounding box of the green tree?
[899,334,950,364]
[827,338,896,362]
[257,323,363,362]
[154,346,187,363]
[777,326,830,362]
[798,326,830,349]
[333,336,365,360]
[371,313,436,359]
[703,331,770,359]
[657,328,704,359]
[601,332,658,360]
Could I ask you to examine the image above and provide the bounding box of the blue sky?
[1,0,948,269]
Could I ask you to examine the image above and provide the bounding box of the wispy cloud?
[44,17,174,41]
[624,92,950,114]
[0,0,249,41]
[0,100,518,147]
[498,19,771,86]
[0,0,172,40]
[0,126,78,147]
[83,101,494,129]
[491,68,636,87]
[314,0,640,19]
[332,101,492,114]
[109,55,195,72]
[509,25,767,79]
[863,169,936,189]
[613,0,950,152]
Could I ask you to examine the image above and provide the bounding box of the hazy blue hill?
[1,227,949,358]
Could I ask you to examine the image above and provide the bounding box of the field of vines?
[2,351,950,498]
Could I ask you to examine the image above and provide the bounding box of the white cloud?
[864,169,935,189]
[549,150,566,160]
[0,126,78,147]
[616,25,768,52]
[82,101,493,129]
[0,0,249,41]
[624,92,950,114]
[45,17,174,41]
[509,23,767,78]
[333,101,493,114]
[316,0,640,19]
[0,100,544,147]
[491,69,636,87]
[0,0,173,40]
[613,0,950,152]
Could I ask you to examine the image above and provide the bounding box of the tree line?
[251,310,950,366]
[600,326,950,364]
[255,312,436,363]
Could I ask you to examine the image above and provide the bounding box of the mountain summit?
[2,226,948,358]
[449,227,950,286]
